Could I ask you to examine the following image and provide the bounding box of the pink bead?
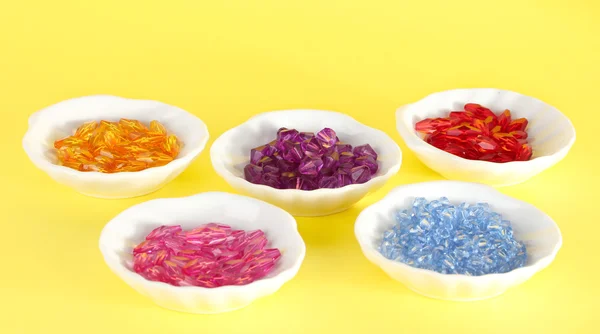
[132,224,280,288]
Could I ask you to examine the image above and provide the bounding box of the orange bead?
[54,119,181,173]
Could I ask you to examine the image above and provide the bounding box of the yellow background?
[1,0,598,333]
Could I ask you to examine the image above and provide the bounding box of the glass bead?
[378,197,528,276]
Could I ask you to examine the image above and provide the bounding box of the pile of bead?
[244,127,379,190]
[133,224,281,288]
[54,119,181,173]
[379,197,527,276]
[415,103,532,162]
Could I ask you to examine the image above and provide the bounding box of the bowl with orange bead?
[395,88,575,186]
[22,95,209,198]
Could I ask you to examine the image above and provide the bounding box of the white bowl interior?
[217,110,400,182]
[357,181,561,271]
[401,89,575,158]
[25,95,208,167]
[100,192,304,282]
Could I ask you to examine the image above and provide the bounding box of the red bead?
[415,118,452,134]
[416,103,532,162]
[506,118,528,132]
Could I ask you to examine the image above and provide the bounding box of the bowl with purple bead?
[210,109,402,216]
[355,181,562,301]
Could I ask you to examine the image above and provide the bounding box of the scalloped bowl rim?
[210,109,402,196]
[396,88,576,168]
[355,181,563,282]
[22,95,210,180]
[99,192,306,294]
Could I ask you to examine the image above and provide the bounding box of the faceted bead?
[337,172,353,187]
[449,111,473,123]
[277,128,299,143]
[338,151,355,169]
[416,104,532,162]
[506,118,528,132]
[471,135,498,151]
[244,164,263,184]
[350,165,371,184]
[146,225,182,240]
[250,144,274,165]
[515,144,533,161]
[315,128,337,148]
[133,224,280,288]
[509,130,528,140]
[415,118,452,134]
[298,157,324,176]
[282,142,304,163]
[335,142,353,154]
[245,127,379,189]
[276,158,296,173]
[497,109,512,130]
[301,138,324,158]
[355,155,379,174]
[321,154,339,171]
[263,164,279,174]
[299,176,318,190]
[297,132,314,141]
[378,198,527,276]
[54,119,179,173]
[353,144,378,160]
[281,172,299,189]
[464,103,496,120]
[256,156,274,167]
[318,175,339,188]
[261,172,282,189]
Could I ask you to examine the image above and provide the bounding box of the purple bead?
[282,142,304,163]
[250,144,270,165]
[335,142,352,154]
[318,175,339,189]
[297,132,314,141]
[245,127,379,190]
[276,158,296,173]
[353,144,378,160]
[299,176,318,190]
[339,151,354,164]
[268,140,279,153]
[244,164,263,184]
[263,164,280,174]
[301,138,324,158]
[320,155,339,176]
[298,157,324,176]
[355,155,379,174]
[316,128,337,148]
[281,172,299,189]
[337,172,353,187]
[338,151,355,171]
[350,166,372,184]
[277,128,300,143]
[261,172,282,189]
[256,156,274,167]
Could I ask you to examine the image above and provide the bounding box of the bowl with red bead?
[210,109,402,216]
[99,191,306,314]
[22,95,209,198]
[395,88,575,186]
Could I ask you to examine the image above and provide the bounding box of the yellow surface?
[1,0,599,333]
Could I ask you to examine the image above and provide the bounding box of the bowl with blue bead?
[354,181,562,301]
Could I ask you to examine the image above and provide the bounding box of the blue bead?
[378,197,528,276]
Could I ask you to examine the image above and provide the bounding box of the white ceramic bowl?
[99,191,306,314]
[396,88,576,186]
[355,181,562,301]
[210,109,402,216]
[22,95,209,198]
